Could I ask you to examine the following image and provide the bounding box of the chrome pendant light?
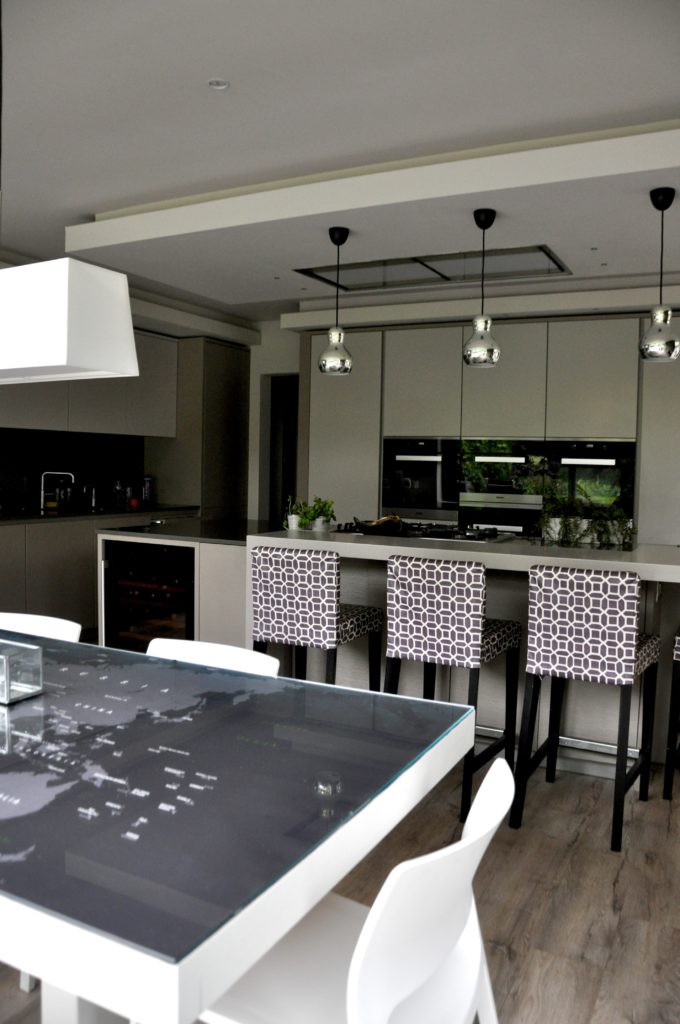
[463,208,500,367]
[319,226,352,375]
[639,187,679,362]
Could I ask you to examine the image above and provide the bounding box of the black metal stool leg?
[460,668,481,823]
[509,673,542,829]
[546,677,567,783]
[504,645,520,770]
[383,656,401,694]
[612,683,633,853]
[422,661,436,700]
[638,664,657,802]
[368,630,382,692]
[664,659,680,800]
[325,647,337,685]
[293,646,307,680]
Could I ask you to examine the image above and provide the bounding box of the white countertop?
[247,530,680,584]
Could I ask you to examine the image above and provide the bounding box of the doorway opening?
[265,374,299,527]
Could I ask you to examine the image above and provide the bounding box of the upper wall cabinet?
[0,382,69,431]
[68,333,178,437]
[461,322,547,438]
[382,326,462,437]
[545,319,639,439]
[309,331,382,522]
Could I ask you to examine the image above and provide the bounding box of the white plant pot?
[312,517,328,531]
[286,514,301,530]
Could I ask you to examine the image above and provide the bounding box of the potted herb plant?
[285,496,315,530]
[310,496,336,531]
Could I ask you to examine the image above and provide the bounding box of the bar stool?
[509,564,660,852]
[251,546,383,689]
[663,632,680,800]
[383,555,521,821]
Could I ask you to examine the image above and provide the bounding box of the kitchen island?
[97,521,680,776]
[246,530,680,774]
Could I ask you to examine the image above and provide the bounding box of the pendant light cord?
[480,227,486,315]
[335,242,340,328]
[659,208,665,306]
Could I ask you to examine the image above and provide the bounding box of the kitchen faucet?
[41,471,75,514]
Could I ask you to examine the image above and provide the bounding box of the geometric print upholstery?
[674,633,680,662]
[526,564,657,686]
[386,556,520,669]
[251,546,382,651]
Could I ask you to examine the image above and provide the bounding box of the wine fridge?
[100,539,196,652]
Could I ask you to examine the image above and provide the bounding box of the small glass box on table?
[0,640,43,705]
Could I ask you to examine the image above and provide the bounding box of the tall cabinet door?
[545,319,639,439]
[308,332,382,523]
[382,326,462,437]
[461,322,547,438]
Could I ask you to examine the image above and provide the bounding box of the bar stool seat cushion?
[635,633,662,678]
[338,603,383,645]
[481,618,522,664]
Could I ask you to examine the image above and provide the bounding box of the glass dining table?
[0,634,474,1024]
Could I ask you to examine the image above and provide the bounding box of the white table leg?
[41,983,130,1024]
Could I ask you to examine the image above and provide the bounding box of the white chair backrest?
[146,638,280,677]
[0,613,81,642]
[347,759,514,1024]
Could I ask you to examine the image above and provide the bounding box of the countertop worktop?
[247,530,680,584]
[0,505,199,526]
[100,517,272,545]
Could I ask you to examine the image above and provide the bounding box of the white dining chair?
[199,758,514,1024]
[146,637,280,676]
[0,612,81,642]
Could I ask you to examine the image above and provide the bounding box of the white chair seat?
[201,894,366,1024]
[146,638,279,676]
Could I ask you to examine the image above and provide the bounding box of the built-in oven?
[542,440,636,516]
[382,437,459,522]
[458,439,545,535]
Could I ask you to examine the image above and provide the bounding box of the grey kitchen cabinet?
[0,382,69,430]
[198,542,247,646]
[382,326,463,437]
[461,322,548,438]
[67,332,177,437]
[0,524,27,613]
[309,331,382,523]
[545,319,639,439]
[144,338,250,518]
[25,513,154,632]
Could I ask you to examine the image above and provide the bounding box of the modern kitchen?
[0,3,679,1023]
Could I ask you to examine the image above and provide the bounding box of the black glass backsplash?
[0,428,144,517]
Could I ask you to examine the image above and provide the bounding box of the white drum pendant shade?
[0,257,138,383]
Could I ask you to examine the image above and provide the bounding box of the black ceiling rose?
[328,226,350,247]
[473,208,497,232]
[649,187,675,213]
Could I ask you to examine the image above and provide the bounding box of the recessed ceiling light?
[208,78,230,91]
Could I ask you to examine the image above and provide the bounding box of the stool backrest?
[527,564,641,685]
[251,546,340,649]
[386,556,486,667]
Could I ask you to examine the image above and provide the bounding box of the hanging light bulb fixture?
[319,226,352,375]
[639,187,679,362]
[463,208,500,367]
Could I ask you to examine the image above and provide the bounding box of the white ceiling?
[2,0,680,324]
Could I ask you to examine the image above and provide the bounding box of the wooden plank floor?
[2,765,679,1023]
